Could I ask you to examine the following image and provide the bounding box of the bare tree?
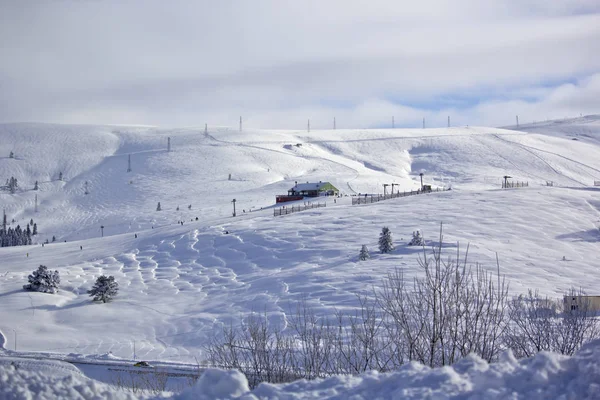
[376,224,510,367]
[504,288,599,358]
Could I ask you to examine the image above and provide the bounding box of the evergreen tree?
[156,202,162,211]
[88,275,119,303]
[52,235,56,242]
[378,227,394,254]
[176,205,179,211]
[34,181,38,190]
[7,177,18,193]
[32,223,38,236]
[58,172,63,181]
[359,244,370,261]
[9,151,14,158]
[30,218,34,226]
[23,265,60,293]
[408,231,424,246]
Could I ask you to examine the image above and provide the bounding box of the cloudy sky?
[1,0,599,129]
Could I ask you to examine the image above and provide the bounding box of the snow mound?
[176,368,251,400]
[3,340,600,399]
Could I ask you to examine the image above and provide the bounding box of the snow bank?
[3,340,600,399]
[175,368,251,400]
[0,363,137,400]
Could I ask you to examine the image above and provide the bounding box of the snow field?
[1,116,600,390]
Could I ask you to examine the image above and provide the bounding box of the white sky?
[1,0,599,128]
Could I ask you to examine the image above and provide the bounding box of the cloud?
[0,0,598,127]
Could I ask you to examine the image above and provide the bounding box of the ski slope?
[1,116,600,372]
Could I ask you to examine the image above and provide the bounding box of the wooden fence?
[273,202,326,216]
[351,187,446,205]
[502,181,529,188]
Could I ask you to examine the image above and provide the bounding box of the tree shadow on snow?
[556,229,600,243]
[29,300,91,312]
[0,289,25,298]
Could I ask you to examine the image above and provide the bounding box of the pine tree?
[34,181,38,190]
[378,226,394,253]
[88,275,119,303]
[58,172,63,181]
[359,244,370,261]
[23,265,60,293]
[30,218,34,226]
[32,223,38,235]
[9,151,14,158]
[408,231,424,246]
[52,235,56,242]
[156,202,162,211]
[8,177,18,193]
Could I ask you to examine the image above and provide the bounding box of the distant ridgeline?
[1,213,38,247]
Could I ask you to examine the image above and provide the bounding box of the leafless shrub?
[504,288,600,358]
[203,223,598,387]
[377,224,510,367]
[109,368,169,395]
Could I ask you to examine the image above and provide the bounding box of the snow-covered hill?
[1,117,600,387]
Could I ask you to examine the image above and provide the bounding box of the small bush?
[359,245,370,261]
[408,231,424,246]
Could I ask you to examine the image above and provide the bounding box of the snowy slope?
[1,118,600,368]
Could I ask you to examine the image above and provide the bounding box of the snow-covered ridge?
[1,120,599,241]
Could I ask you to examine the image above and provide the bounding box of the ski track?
[492,134,593,185]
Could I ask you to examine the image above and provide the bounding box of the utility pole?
[308,119,310,133]
[333,117,336,130]
[419,172,424,190]
[240,116,242,132]
[516,115,519,127]
[127,154,132,172]
[391,183,398,194]
[447,116,450,127]
[383,184,389,196]
[231,199,237,217]
[392,116,395,129]
[167,137,171,152]
[35,195,38,213]
[503,175,512,188]
[100,225,104,237]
